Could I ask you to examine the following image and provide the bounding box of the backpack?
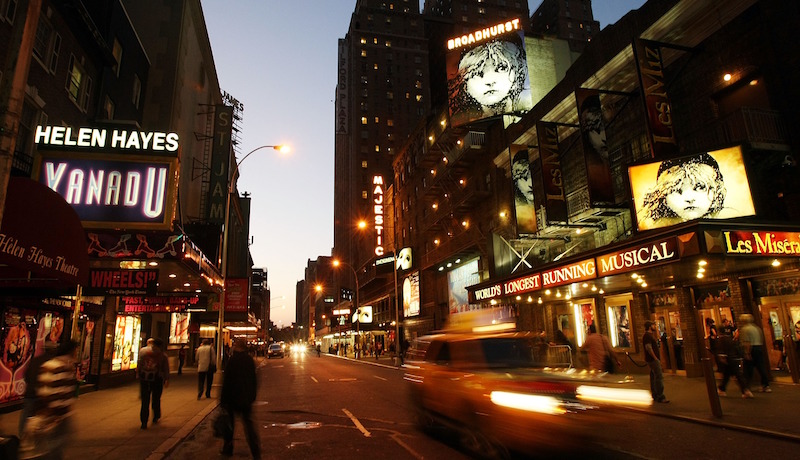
[140,351,159,381]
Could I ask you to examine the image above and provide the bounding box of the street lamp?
[217,144,289,370]
[332,259,359,354]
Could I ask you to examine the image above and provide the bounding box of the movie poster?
[0,309,37,404]
[111,315,141,371]
[448,260,480,314]
[403,271,420,318]
[169,312,190,344]
[510,145,537,235]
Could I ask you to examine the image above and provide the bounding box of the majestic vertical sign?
[633,39,678,158]
[336,39,349,135]
[510,144,537,234]
[207,105,233,224]
[536,121,568,224]
[373,175,385,256]
[576,88,614,205]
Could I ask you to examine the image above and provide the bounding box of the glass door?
[655,308,685,372]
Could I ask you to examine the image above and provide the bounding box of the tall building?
[333,0,430,281]
[530,0,600,52]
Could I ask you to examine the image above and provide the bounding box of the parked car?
[267,343,284,359]
[403,313,650,458]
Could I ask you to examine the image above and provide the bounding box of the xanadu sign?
[35,126,179,230]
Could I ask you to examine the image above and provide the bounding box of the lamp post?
[393,251,401,366]
[332,259,359,356]
[217,144,289,371]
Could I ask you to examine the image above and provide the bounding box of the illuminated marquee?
[35,125,179,152]
[723,231,800,256]
[373,175,385,256]
[35,153,177,229]
[447,18,521,50]
[597,238,678,276]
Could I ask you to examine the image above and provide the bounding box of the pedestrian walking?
[196,339,215,399]
[178,344,186,374]
[581,324,620,373]
[643,321,669,403]
[138,338,169,429]
[716,333,753,398]
[18,340,78,460]
[738,313,772,393]
[220,339,260,459]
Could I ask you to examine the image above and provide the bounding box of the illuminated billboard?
[446,19,532,127]
[448,260,480,314]
[111,315,141,371]
[35,151,178,229]
[403,271,420,317]
[629,146,755,231]
[510,145,537,234]
[169,312,190,344]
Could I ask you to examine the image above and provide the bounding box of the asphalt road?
[166,351,800,460]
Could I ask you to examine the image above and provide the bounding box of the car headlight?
[576,385,652,407]
[490,391,566,415]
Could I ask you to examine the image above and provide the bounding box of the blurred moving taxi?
[403,310,650,458]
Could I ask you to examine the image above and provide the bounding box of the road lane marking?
[342,408,371,437]
[311,376,318,383]
[373,375,387,381]
[328,378,357,382]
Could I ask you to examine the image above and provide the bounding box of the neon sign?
[373,175,385,256]
[447,18,521,50]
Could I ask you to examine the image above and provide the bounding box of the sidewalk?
[0,354,797,459]
[0,366,222,460]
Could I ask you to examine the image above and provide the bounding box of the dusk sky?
[200,0,647,328]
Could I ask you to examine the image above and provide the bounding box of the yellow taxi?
[403,311,650,457]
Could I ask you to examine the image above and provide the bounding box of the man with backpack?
[137,338,170,429]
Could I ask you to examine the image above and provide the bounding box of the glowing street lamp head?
[332,259,341,267]
[273,144,290,154]
[357,220,367,229]
[315,284,323,292]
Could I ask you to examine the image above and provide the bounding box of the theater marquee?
[34,152,178,229]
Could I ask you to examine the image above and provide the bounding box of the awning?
[0,177,89,287]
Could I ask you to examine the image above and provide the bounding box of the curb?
[623,405,800,443]
[146,399,220,460]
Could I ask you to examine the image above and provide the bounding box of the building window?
[386,91,393,100]
[103,95,115,119]
[65,54,92,111]
[415,80,422,89]
[361,49,367,57]
[373,63,379,70]
[385,40,391,47]
[415,94,423,102]
[361,76,368,84]
[375,145,380,152]
[361,117,368,125]
[132,74,141,108]
[361,160,368,168]
[32,16,60,74]
[374,116,380,123]
[362,190,368,199]
[360,37,367,44]
[387,119,394,126]
[4,0,18,22]
[111,38,123,77]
